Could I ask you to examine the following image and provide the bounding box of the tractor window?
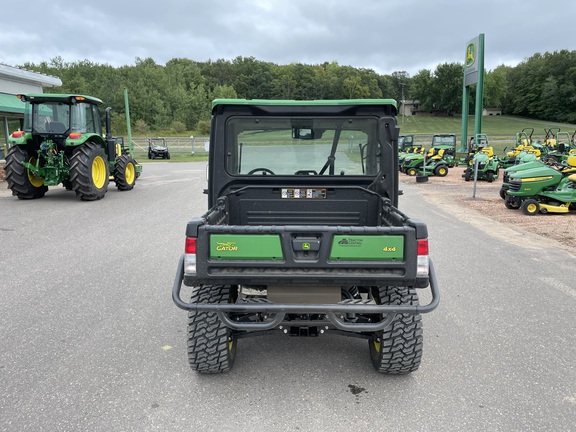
[225,117,380,176]
[31,102,70,133]
[71,103,100,133]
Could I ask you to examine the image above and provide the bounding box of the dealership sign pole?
[460,33,485,152]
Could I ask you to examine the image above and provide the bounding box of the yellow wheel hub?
[125,162,135,184]
[27,157,44,187]
[526,203,538,213]
[92,156,107,189]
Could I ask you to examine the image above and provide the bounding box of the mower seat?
[481,147,494,158]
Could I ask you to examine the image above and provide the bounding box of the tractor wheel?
[166,152,171,160]
[369,286,423,374]
[521,199,540,216]
[499,187,507,200]
[62,180,73,191]
[406,167,418,176]
[114,154,137,191]
[486,171,495,183]
[187,284,237,373]
[4,146,48,199]
[434,165,448,177]
[69,142,109,201]
[463,170,471,182]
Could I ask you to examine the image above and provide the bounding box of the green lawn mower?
[462,134,500,182]
[504,155,576,215]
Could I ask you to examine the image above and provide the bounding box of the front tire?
[114,155,137,191]
[187,284,237,374]
[5,146,48,199]
[434,165,448,177]
[69,142,109,201]
[369,286,423,374]
[521,198,540,216]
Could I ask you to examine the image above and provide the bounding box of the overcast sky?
[1,0,574,77]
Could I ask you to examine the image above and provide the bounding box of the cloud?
[1,0,574,76]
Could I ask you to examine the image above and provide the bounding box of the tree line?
[21,49,576,134]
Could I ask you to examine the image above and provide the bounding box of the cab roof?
[17,94,103,105]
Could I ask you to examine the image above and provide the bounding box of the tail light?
[184,237,197,275]
[416,239,429,276]
[11,130,25,138]
[69,132,82,139]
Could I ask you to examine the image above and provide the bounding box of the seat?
[47,121,67,133]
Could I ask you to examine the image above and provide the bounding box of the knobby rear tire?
[69,142,109,201]
[5,146,48,199]
[369,286,423,374]
[187,284,237,374]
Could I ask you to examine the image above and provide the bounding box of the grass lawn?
[131,115,576,162]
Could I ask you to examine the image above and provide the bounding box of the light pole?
[400,83,406,124]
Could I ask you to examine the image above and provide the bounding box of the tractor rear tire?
[69,142,109,201]
[487,171,495,183]
[521,199,540,216]
[406,167,418,176]
[114,155,137,191]
[5,146,48,199]
[369,286,423,374]
[187,284,237,374]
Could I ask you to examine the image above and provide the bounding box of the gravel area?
[403,165,576,252]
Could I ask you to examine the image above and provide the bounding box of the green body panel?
[508,165,563,196]
[329,235,404,260]
[210,234,283,260]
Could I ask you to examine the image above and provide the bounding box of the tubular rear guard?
[171,255,440,332]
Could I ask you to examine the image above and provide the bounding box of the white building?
[0,64,62,160]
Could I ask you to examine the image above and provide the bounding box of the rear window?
[225,116,381,176]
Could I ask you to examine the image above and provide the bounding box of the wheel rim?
[439,168,447,175]
[526,203,538,213]
[27,156,45,187]
[92,156,107,189]
[125,162,135,184]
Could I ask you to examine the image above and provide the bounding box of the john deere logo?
[466,43,476,67]
[216,242,238,252]
[302,242,311,250]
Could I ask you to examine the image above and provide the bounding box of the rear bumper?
[171,254,440,332]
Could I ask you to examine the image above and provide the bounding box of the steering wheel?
[247,167,275,175]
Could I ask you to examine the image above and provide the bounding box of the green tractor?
[5,93,141,201]
[504,155,576,215]
[462,134,500,182]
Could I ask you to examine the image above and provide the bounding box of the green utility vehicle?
[172,99,439,374]
[148,137,170,159]
[400,133,456,176]
[5,93,141,201]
